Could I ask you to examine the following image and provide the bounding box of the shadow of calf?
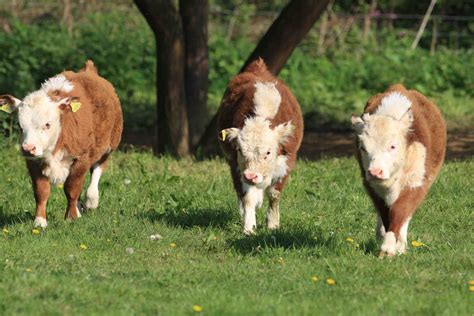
[139,208,236,229]
[229,227,338,255]
[0,209,33,227]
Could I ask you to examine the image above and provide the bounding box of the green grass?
[0,143,472,315]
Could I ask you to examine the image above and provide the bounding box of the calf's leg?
[26,160,50,228]
[240,184,263,235]
[266,187,280,230]
[380,187,427,256]
[85,160,108,209]
[64,161,89,220]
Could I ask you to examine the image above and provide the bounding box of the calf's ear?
[399,108,413,132]
[275,121,294,145]
[0,95,22,113]
[219,128,239,142]
[351,114,365,133]
[58,97,81,113]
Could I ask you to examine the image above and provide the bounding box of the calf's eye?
[45,123,51,130]
[390,145,396,150]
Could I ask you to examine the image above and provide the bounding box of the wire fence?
[1,1,472,49]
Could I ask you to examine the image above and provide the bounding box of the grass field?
[0,143,472,315]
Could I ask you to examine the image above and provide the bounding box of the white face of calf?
[352,93,414,182]
[18,92,63,157]
[1,75,76,158]
[221,117,293,185]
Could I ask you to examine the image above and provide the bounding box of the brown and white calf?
[351,84,446,256]
[218,59,304,235]
[0,60,123,227]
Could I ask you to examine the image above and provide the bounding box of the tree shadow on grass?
[138,208,236,229]
[0,210,33,227]
[228,227,338,255]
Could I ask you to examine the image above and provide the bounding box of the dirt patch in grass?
[122,130,474,161]
[299,130,474,161]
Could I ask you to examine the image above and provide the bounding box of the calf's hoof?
[378,250,395,258]
[85,188,99,209]
[380,232,397,258]
[243,228,256,236]
[267,222,280,230]
[34,217,48,228]
[65,204,83,221]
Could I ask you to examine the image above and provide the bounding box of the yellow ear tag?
[0,104,13,113]
[70,101,81,113]
[219,129,227,141]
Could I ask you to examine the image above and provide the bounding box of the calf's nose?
[244,171,258,181]
[368,167,384,179]
[22,143,36,154]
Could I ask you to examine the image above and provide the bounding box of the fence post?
[411,0,437,50]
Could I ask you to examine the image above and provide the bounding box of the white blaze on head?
[41,74,74,93]
[253,81,281,119]
[17,75,74,157]
[222,117,293,185]
[351,92,414,182]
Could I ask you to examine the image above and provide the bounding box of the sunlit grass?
[0,142,472,315]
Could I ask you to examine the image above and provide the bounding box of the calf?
[351,84,446,256]
[0,60,123,227]
[218,59,303,235]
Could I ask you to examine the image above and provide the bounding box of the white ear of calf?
[0,95,22,113]
[221,127,240,142]
[11,96,22,106]
[253,81,281,119]
[275,122,294,144]
[399,109,414,132]
[351,115,365,133]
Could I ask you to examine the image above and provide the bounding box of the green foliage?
[0,9,472,135]
[0,140,473,315]
[0,13,156,134]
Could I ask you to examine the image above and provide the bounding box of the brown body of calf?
[218,59,304,196]
[356,84,446,248]
[29,61,123,221]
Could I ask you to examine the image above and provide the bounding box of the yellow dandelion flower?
[25,268,32,272]
[469,286,474,292]
[2,228,9,234]
[193,305,203,312]
[346,237,354,243]
[468,280,474,285]
[326,278,336,285]
[311,276,319,283]
[57,183,64,189]
[170,243,177,248]
[411,240,425,248]
[80,244,88,250]
[32,229,40,235]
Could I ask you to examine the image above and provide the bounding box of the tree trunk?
[197,0,330,156]
[240,0,330,74]
[180,0,209,148]
[134,0,190,156]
